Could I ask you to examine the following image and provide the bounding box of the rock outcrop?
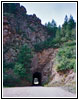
[3,3,48,64]
[3,3,76,89]
[31,48,58,84]
[3,3,52,86]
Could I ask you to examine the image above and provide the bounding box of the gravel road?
[3,86,76,98]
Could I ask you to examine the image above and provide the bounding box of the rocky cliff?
[3,3,76,92]
[3,3,53,86]
[31,48,58,84]
[3,3,48,64]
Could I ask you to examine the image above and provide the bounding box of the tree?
[56,25,62,41]
[61,15,76,41]
[45,19,57,37]
[68,15,76,30]
[51,20,57,27]
[14,44,33,81]
[14,63,26,79]
[3,3,18,14]
[64,15,68,23]
[17,44,33,67]
[62,15,68,37]
[62,15,68,29]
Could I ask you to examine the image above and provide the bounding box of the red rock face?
[3,4,49,85]
[3,9,48,63]
[31,48,58,84]
[3,16,9,24]
[3,16,12,45]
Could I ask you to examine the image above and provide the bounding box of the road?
[3,86,76,98]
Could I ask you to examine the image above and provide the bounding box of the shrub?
[14,62,32,82]
[15,44,33,82]
[14,63,26,79]
[55,44,76,72]
[17,44,33,66]
[3,74,20,87]
[3,44,33,86]
[34,39,60,52]
[3,3,19,14]
[3,62,15,69]
[56,58,75,71]
[64,40,76,46]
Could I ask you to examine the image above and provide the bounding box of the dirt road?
[3,86,76,98]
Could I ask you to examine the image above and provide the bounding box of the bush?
[14,62,32,82]
[64,40,76,46]
[17,44,33,66]
[3,44,33,86]
[55,44,76,72]
[15,44,33,82]
[34,39,60,52]
[56,58,75,71]
[3,74,20,87]
[3,3,19,14]
[14,63,26,79]
[56,58,70,71]
[3,62,15,69]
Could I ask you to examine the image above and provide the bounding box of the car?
[34,78,39,85]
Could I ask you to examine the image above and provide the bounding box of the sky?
[20,2,76,26]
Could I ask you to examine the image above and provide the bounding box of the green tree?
[62,15,68,37]
[14,63,26,78]
[68,15,76,30]
[14,44,33,81]
[61,15,76,41]
[45,19,57,37]
[55,25,62,41]
[17,44,33,67]
[62,15,68,29]
[3,3,18,14]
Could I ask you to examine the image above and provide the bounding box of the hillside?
[3,3,76,93]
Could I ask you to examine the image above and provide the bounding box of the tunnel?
[32,72,42,86]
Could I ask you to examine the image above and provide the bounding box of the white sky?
[20,2,76,26]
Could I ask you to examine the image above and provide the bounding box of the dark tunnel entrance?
[32,72,42,86]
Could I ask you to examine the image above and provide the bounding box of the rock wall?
[3,15,59,84]
[3,3,53,86]
[31,47,76,89]
[3,3,76,88]
[3,3,48,45]
[3,3,48,64]
[31,48,58,84]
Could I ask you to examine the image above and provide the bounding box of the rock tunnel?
[32,72,42,86]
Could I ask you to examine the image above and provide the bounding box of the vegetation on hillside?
[3,44,33,86]
[55,41,76,72]
[34,15,76,72]
[3,3,76,87]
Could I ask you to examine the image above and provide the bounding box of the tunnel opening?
[32,72,42,86]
